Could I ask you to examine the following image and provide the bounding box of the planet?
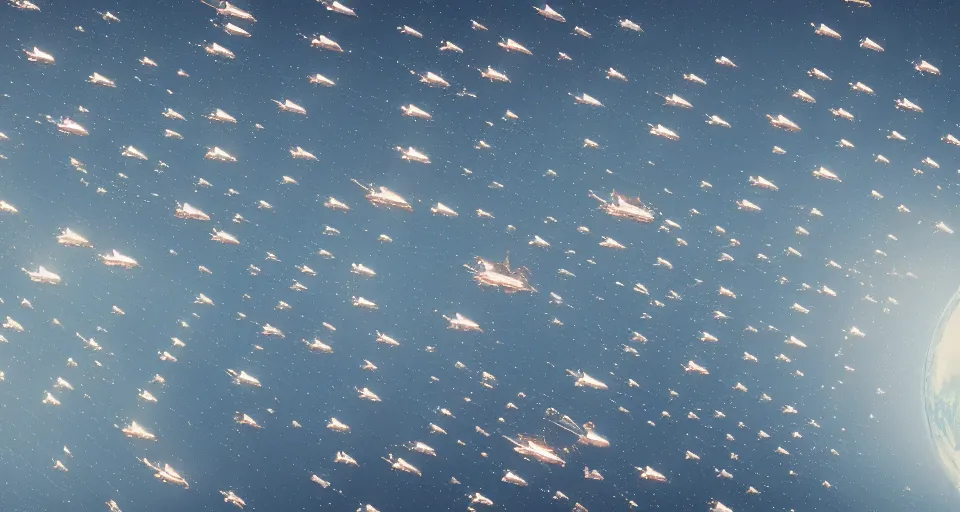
[925,287,960,491]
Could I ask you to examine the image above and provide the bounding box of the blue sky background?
[1,0,960,510]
